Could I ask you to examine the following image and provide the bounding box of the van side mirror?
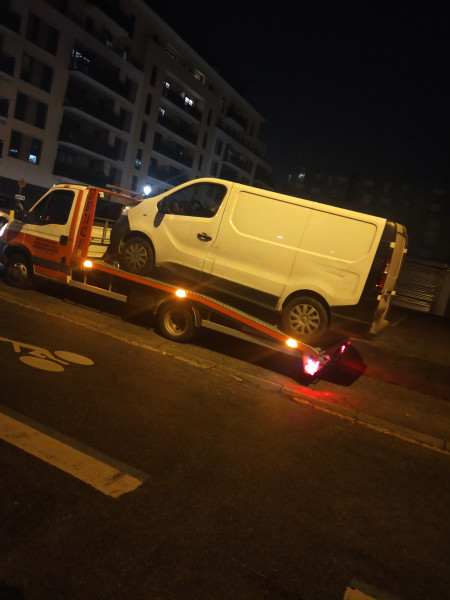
[157,198,168,214]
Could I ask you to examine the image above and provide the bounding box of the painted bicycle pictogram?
[0,336,94,372]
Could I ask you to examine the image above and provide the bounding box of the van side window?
[165,182,227,217]
[30,189,74,225]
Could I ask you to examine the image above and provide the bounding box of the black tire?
[4,253,34,289]
[119,237,154,276]
[157,302,196,342]
[282,296,329,340]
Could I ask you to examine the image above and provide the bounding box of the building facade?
[0,0,272,206]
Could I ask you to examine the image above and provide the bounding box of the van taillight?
[376,257,391,290]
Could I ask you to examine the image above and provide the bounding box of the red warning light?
[304,357,321,376]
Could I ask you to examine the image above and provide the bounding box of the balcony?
[87,0,134,37]
[223,147,251,173]
[162,87,202,122]
[153,140,193,168]
[53,161,116,188]
[226,106,248,131]
[147,165,188,187]
[0,50,15,78]
[70,52,131,101]
[0,8,21,34]
[58,128,119,161]
[254,165,274,188]
[157,113,197,145]
[64,87,127,131]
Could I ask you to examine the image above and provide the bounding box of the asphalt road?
[1,279,449,600]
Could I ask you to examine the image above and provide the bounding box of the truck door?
[17,187,80,281]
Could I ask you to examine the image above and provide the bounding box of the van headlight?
[0,222,7,237]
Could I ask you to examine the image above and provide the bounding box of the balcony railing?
[153,140,193,168]
[64,88,127,131]
[216,119,264,159]
[70,53,131,100]
[0,50,15,77]
[58,128,119,161]
[157,114,197,145]
[162,87,202,121]
[53,162,117,188]
[226,106,248,130]
[87,0,134,36]
[223,148,251,173]
[147,165,188,186]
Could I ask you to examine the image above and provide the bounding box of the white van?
[107,178,407,341]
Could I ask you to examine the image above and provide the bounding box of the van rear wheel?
[120,237,154,276]
[282,296,328,341]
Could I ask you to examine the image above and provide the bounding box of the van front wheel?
[282,296,329,341]
[120,237,154,276]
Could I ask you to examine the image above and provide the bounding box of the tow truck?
[0,184,350,378]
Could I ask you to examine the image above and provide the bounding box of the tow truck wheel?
[120,237,154,276]
[282,296,328,341]
[4,254,34,289]
[157,302,196,343]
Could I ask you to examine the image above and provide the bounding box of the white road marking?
[0,409,146,498]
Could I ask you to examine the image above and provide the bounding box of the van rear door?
[370,222,408,333]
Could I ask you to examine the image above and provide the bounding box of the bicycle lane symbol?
[0,337,94,372]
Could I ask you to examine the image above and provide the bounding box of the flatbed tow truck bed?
[71,258,350,377]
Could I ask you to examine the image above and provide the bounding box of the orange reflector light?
[175,289,187,298]
[285,338,298,348]
[304,357,321,376]
[83,260,93,268]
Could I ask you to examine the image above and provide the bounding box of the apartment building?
[0,0,272,206]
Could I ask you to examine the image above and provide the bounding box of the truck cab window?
[165,182,227,217]
[30,189,74,225]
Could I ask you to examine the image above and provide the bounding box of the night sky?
[149,1,450,187]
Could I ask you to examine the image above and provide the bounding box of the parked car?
[0,209,10,229]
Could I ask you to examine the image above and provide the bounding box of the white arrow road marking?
[0,407,147,498]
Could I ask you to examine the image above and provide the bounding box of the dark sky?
[149,1,450,186]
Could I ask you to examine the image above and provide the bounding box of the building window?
[21,54,54,93]
[184,95,194,108]
[135,148,142,170]
[150,65,158,86]
[202,132,207,149]
[215,140,223,156]
[14,93,48,129]
[198,154,203,171]
[145,93,152,115]
[8,130,42,164]
[26,13,59,55]
[211,161,218,176]
[140,121,147,143]
[132,175,138,191]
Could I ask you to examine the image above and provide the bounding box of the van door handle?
[197,232,212,242]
